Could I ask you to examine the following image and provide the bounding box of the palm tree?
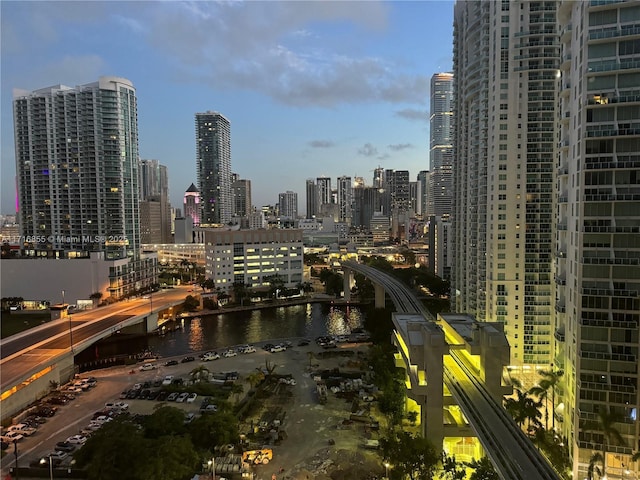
[530,369,563,432]
[189,365,210,384]
[583,410,626,479]
[587,452,604,480]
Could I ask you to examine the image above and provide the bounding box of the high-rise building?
[139,159,171,243]
[232,179,252,217]
[13,76,141,259]
[183,183,201,226]
[336,176,353,225]
[452,1,558,368]
[555,2,640,477]
[428,72,454,219]
[195,111,232,225]
[417,170,430,217]
[306,179,318,219]
[278,191,298,219]
[316,177,332,208]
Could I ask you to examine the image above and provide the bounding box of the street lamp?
[384,461,390,480]
[63,290,73,352]
[40,454,53,480]
[13,439,19,480]
[207,457,215,480]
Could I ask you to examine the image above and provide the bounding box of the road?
[0,286,192,393]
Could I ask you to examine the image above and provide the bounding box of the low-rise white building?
[204,229,303,293]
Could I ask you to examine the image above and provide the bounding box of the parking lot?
[1,338,384,480]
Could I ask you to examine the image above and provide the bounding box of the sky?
[1,0,454,214]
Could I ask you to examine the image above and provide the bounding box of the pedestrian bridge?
[340,261,560,480]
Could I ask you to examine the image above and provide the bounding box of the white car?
[270,345,286,353]
[1,431,24,443]
[175,392,189,403]
[48,451,68,461]
[139,363,157,371]
[202,352,220,361]
[8,424,37,436]
[161,375,174,386]
[242,346,256,354]
[186,392,198,403]
[223,350,237,358]
[65,435,87,445]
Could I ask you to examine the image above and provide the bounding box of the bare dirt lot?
[3,340,386,480]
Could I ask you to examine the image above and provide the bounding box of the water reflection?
[86,303,366,361]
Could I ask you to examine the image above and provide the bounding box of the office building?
[204,228,303,293]
[452,1,558,368]
[556,1,640,478]
[183,183,201,226]
[196,111,232,225]
[428,72,454,219]
[232,179,252,217]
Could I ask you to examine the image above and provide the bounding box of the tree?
[588,452,604,480]
[380,431,439,480]
[188,410,239,450]
[232,282,250,305]
[467,457,499,480]
[143,406,187,438]
[439,454,466,480]
[264,274,285,299]
[504,388,541,430]
[182,295,199,312]
[529,369,563,431]
[583,410,626,479]
[190,365,210,384]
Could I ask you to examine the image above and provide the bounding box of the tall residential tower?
[452,1,559,367]
[195,111,232,225]
[14,76,141,259]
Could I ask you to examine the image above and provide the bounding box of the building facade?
[305,179,318,219]
[14,76,141,259]
[316,177,332,209]
[183,183,201,226]
[452,0,558,368]
[428,72,454,220]
[204,228,303,293]
[336,176,353,225]
[195,111,232,225]
[278,191,298,219]
[139,159,171,243]
[556,1,640,478]
[232,179,252,217]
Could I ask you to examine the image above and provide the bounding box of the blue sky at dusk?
[1,1,454,213]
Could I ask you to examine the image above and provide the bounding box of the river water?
[80,303,366,366]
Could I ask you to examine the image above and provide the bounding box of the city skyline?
[1,1,455,214]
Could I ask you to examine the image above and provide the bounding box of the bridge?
[341,261,560,480]
[0,286,191,422]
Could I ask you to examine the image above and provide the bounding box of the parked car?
[162,375,174,386]
[297,338,311,346]
[65,435,87,445]
[55,441,76,453]
[186,392,198,403]
[139,389,150,400]
[242,346,256,354]
[184,412,196,424]
[176,392,189,403]
[1,432,23,443]
[48,451,68,461]
[223,349,237,358]
[34,406,57,417]
[139,363,157,371]
[156,390,168,401]
[270,345,286,353]
[262,343,275,351]
[147,390,160,400]
[166,392,179,402]
[201,352,220,361]
[181,356,195,363]
[164,360,179,366]
[7,424,36,436]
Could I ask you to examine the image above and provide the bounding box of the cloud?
[309,140,334,148]
[388,143,414,151]
[395,108,428,122]
[358,143,378,157]
[10,55,107,92]
[144,2,429,107]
